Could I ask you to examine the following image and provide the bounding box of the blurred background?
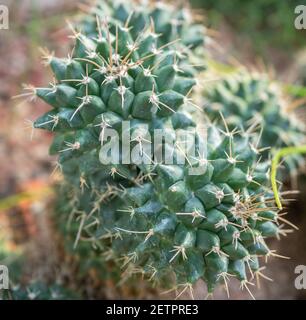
[1,0,306,299]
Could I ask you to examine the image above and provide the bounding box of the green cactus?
[28,1,293,299]
[53,184,163,299]
[79,0,208,70]
[54,121,286,298]
[1,282,79,300]
[0,240,79,300]
[204,71,306,175]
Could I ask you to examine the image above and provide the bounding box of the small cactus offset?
[1,283,79,300]
[26,1,295,299]
[204,71,306,175]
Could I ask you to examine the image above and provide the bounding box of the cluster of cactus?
[26,0,301,299]
[204,71,306,174]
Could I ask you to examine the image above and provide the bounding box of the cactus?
[0,240,79,300]
[55,121,288,298]
[204,71,306,176]
[27,1,294,299]
[1,282,79,300]
[54,185,163,299]
[80,0,208,70]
